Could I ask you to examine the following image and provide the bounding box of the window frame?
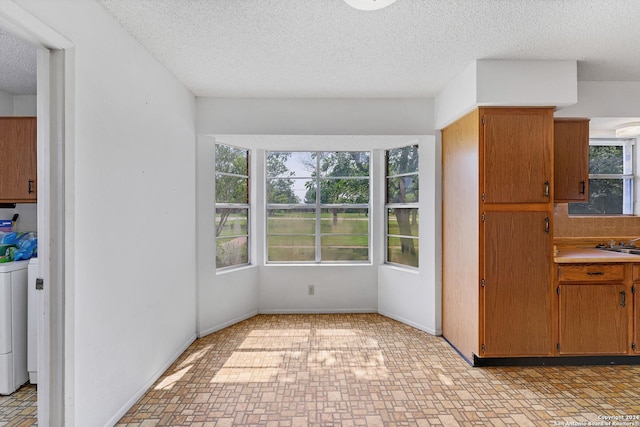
[568,138,635,216]
[385,145,420,269]
[215,143,251,270]
[265,151,371,264]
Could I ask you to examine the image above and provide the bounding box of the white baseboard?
[105,333,197,427]
[258,308,377,314]
[197,310,259,338]
[377,310,441,336]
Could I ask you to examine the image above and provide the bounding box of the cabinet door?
[0,117,37,202]
[482,109,553,204]
[482,211,552,356]
[635,282,640,354]
[558,284,628,355]
[554,119,589,202]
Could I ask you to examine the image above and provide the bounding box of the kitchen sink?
[597,247,640,256]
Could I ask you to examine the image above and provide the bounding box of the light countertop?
[554,247,640,264]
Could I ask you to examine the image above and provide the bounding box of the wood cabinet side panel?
[442,109,480,361]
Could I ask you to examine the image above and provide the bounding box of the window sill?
[216,264,258,275]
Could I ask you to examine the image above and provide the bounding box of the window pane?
[268,235,315,262]
[215,208,248,237]
[321,235,369,261]
[387,236,419,267]
[387,208,419,237]
[589,145,623,174]
[266,178,313,204]
[266,152,315,178]
[319,152,370,177]
[215,144,248,175]
[569,178,631,215]
[267,209,316,234]
[320,208,368,234]
[318,178,369,204]
[266,150,371,263]
[386,176,418,203]
[216,236,248,268]
[215,175,248,203]
[387,145,419,176]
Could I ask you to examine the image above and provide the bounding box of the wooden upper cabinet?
[554,118,590,203]
[482,108,553,204]
[0,117,37,203]
[482,210,552,356]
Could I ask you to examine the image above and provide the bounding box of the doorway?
[0,4,71,425]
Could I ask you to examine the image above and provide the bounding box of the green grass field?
[217,211,418,265]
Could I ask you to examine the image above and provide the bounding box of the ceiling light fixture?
[344,0,398,11]
[615,122,640,138]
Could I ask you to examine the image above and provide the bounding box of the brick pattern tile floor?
[116,314,640,426]
[0,384,37,427]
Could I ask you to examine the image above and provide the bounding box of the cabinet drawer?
[557,264,624,282]
[634,264,640,282]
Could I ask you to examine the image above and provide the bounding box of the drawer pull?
[586,272,605,276]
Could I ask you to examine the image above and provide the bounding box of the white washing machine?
[0,260,29,394]
[27,257,38,384]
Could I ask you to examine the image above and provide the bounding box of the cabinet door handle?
[28,179,34,194]
[544,181,550,198]
[620,291,626,308]
[544,217,550,233]
[586,271,604,276]
[579,180,586,195]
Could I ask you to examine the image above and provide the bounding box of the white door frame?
[0,1,72,425]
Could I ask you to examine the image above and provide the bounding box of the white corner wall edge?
[377,310,441,336]
[104,334,197,427]
[435,59,578,129]
[198,310,259,338]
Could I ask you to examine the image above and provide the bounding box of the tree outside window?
[215,143,250,268]
[569,140,634,215]
[266,151,370,263]
[386,145,419,268]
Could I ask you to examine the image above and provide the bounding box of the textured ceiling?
[96,0,640,98]
[0,27,37,95]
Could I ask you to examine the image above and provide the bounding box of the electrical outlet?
[308,285,315,296]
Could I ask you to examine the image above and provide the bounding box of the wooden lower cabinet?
[558,284,628,354]
[481,211,552,356]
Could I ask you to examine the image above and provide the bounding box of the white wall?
[378,135,441,335]
[555,81,640,118]
[13,94,36,115]
[195,134,437,320]
[0,92,36,116]
[0,203,37,232]
[0,89,13,115]
[196,135,258,336]
[197,97,435,135]
[435,59,578,129]
[14,1,197,426]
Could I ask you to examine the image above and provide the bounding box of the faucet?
[622,237,640,247]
